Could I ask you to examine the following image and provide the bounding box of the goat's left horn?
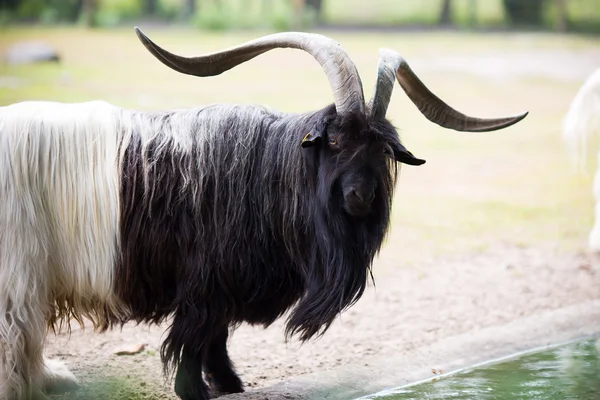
[367,48,528,132]
[134,27,365,117]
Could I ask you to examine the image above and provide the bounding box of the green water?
[371,338,600,400]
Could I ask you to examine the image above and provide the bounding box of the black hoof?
[175,369,210,400]
[206,371,244,394]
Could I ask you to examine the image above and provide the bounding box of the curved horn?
[367,48,528,132]
[134,27,365,116]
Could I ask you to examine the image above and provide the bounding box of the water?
[366,338,600,400]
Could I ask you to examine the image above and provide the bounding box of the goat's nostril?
[350,189,374,205]
[351,189,364,202]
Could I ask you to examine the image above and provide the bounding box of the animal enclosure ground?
[1,28,600,398]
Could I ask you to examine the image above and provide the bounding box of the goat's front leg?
[175,349,210,400]
[203,327,243,394]
[170,307,211,400]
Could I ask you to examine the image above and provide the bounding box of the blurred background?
[0,0,599,32]
[1,1,600,398]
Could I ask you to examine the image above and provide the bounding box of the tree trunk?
[143,0,158,16]
[291,0,305,29]
[502,0,546,25]
[305,0,323,19]
[467,0,477,26]
[1,0,20,11]
[439,0,452,25]
[183,0,196,17]
[555,0,567,32]
[79,0,98,26]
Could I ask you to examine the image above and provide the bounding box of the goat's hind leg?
[0,217,68,398]
[0,295,48,399]
[0,236,50,399]
[0,301,78,398]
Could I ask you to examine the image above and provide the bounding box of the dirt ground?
[45,242,600,399]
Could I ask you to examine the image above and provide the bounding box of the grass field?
[0,26,598,267]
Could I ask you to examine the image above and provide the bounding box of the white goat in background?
[563,68,600,251]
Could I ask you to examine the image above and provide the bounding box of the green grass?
[1,27,598,266]
[323,0,507,26]
[52,376,164,400]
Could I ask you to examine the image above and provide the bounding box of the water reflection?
[370,339,600,400]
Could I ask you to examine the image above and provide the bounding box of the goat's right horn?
[367,48,528,131]
[134,27,365,117]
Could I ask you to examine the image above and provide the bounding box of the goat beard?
[285,175,393,342]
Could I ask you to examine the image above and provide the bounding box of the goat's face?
[303,110,425,218]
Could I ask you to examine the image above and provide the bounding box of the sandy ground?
[45,242,600,399]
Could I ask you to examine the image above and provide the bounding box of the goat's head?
[134,28,528,218]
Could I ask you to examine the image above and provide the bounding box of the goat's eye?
[328,138,338,146]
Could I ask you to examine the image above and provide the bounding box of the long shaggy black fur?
[115,103,405,399]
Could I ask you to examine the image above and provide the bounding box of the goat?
[563,68,600,252]
[0,28,528,400]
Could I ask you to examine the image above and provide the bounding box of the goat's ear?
[301,131,323,148]
[392,142,426,166]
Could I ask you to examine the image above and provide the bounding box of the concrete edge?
[222,300,600,400]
